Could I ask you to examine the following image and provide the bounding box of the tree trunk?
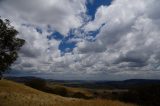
[0,72,2,80]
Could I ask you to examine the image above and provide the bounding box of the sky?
[1,0,160,80]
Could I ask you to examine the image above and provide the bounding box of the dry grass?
[64,99,137,106]
[0,80,137,106]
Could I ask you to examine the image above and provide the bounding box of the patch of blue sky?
[59,32,76,54]
[48,23,105,54]
[48,1,112,54]
[48,31,64,40]
[85,23,106,41]
[86,0,112,20]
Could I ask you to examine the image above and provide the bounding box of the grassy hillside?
[0,80,136,106]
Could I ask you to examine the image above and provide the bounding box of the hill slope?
[0,80,136,106]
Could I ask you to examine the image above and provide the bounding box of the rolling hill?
[0,79,136,106]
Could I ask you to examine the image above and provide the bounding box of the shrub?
[47,86,68,97]
[72,92,89,99]
[119,84,160,106]
[25,78,46,90]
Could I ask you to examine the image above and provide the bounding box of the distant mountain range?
[5,76,160,89]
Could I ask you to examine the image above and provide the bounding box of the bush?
[119,84,160,106]
[46,86,68,97]
[25,78,46,90]
[72,92,89,99]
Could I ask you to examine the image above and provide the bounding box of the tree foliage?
[0,18,25,75]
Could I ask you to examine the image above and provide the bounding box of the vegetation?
[119,84,160,106]
[24,79,160,106]
[0,18,25,79]
[45,85,68,97]
[23,78,93,98]
[6,77,160,106]
[0,80,136,106]
[72,92,89,99]
[25,78,47,90]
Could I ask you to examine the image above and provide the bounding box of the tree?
[0,18,25,79]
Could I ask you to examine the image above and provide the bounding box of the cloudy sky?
[1,0,160,80]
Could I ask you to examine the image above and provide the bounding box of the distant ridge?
[5,76,160,89]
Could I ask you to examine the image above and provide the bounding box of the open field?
[0,79,136,106]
